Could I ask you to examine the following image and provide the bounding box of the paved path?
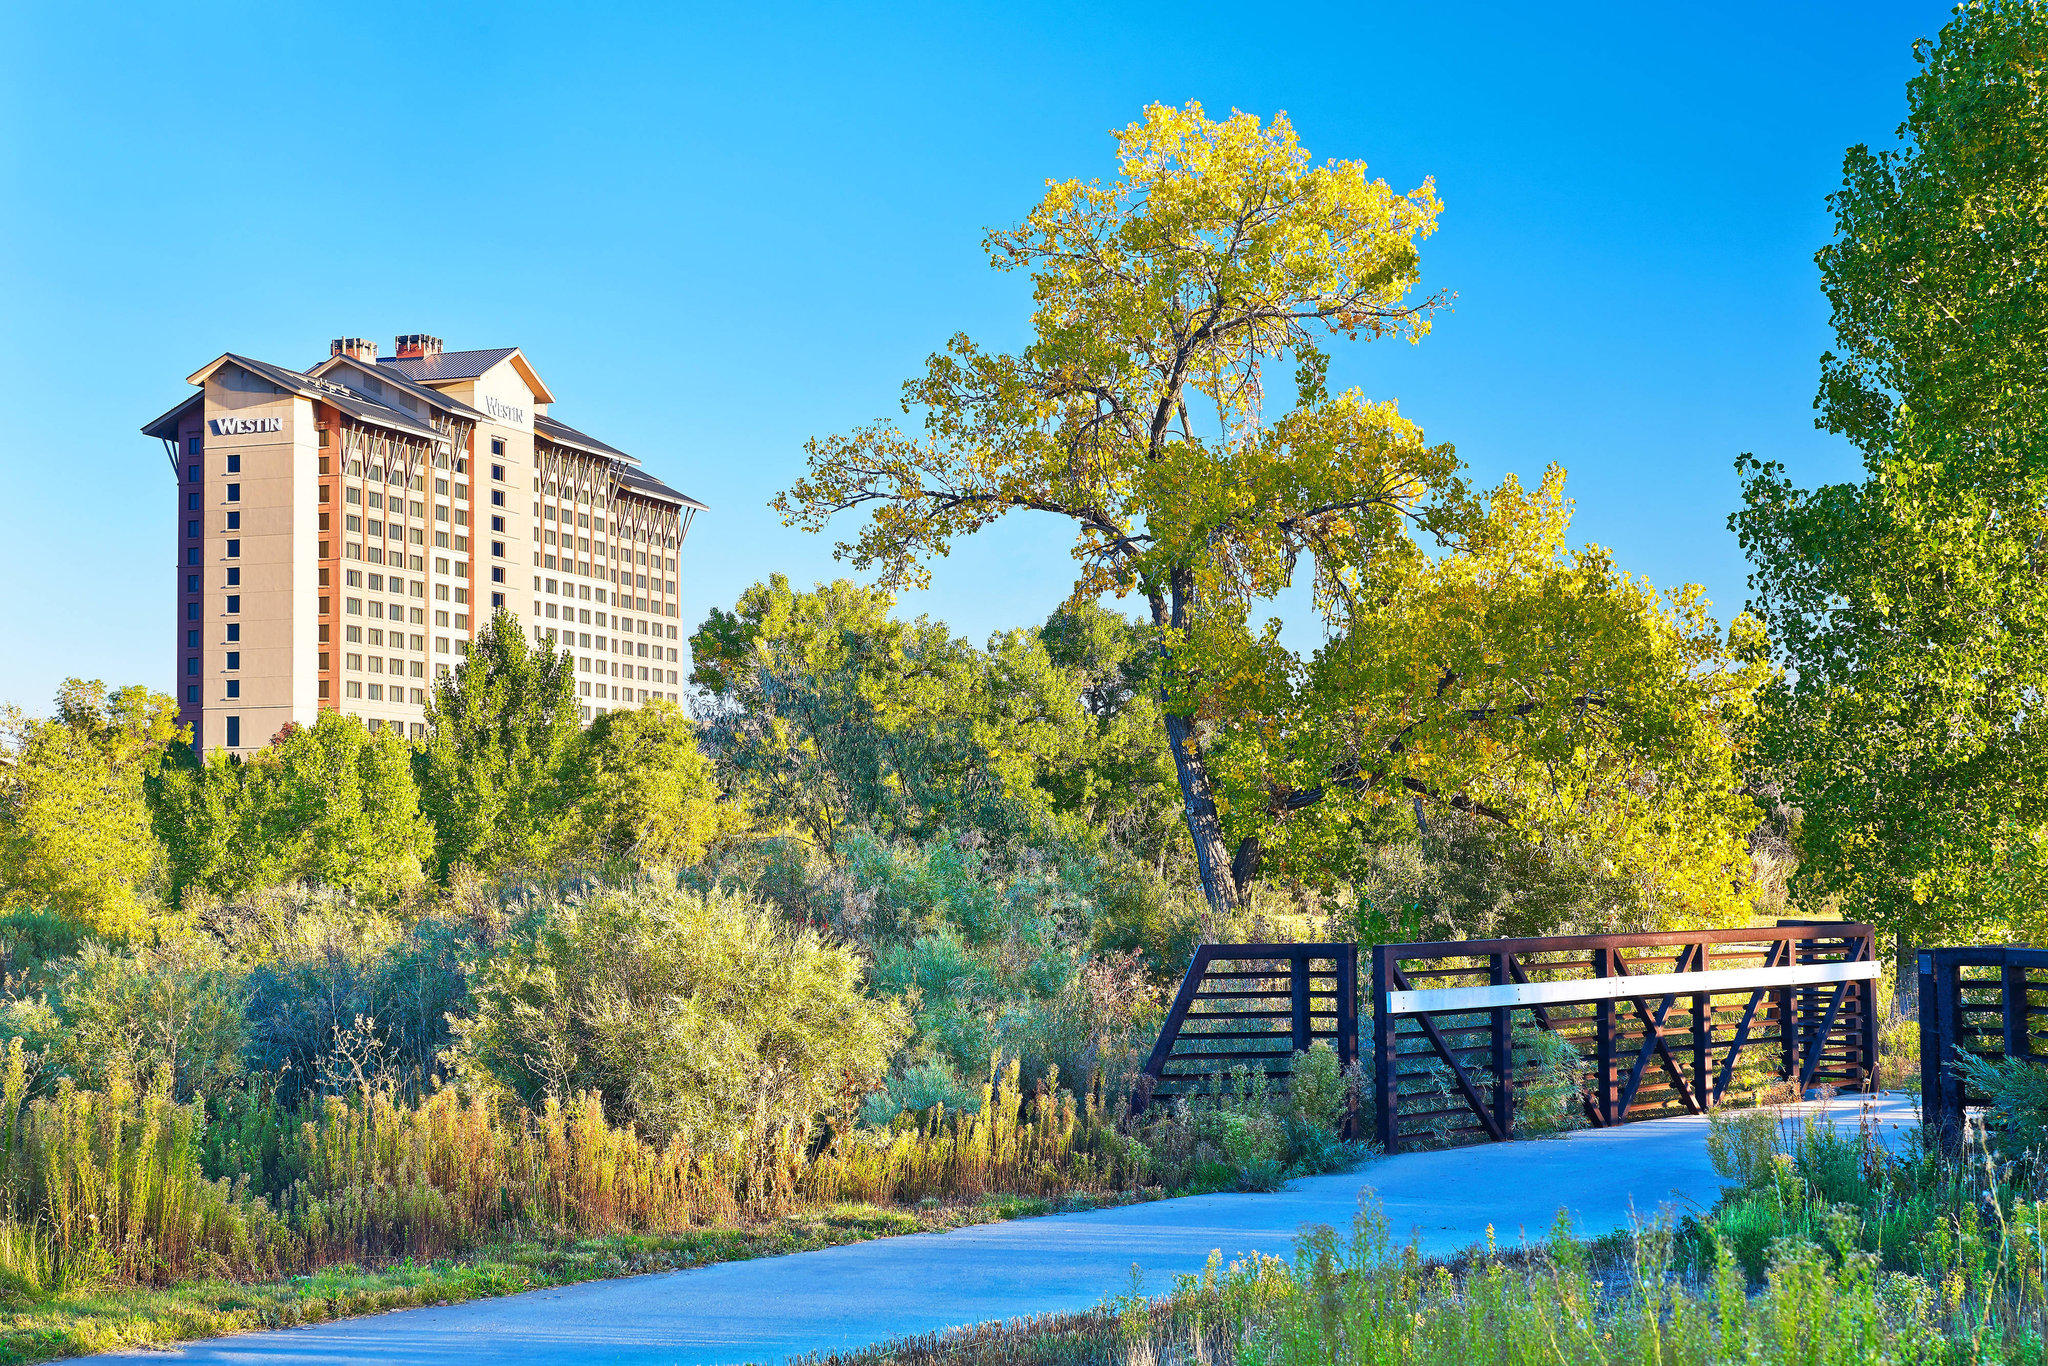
[85,1092,1918,1366]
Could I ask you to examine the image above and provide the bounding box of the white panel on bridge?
[1384,958,1879,1016]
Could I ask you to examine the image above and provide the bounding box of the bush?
[32,939,248,1102]
[1136,1048,1363,1192]
[455,877,909,1156]
[1954,1050,2048,1165]
[859,1057,980,1128]
[240,902,471,1095]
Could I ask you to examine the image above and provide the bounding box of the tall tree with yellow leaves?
[781,103,1766,923]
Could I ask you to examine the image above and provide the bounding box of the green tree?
[693,578,1183,860]
[1032,600,1184,870]
[0,681,182,939]
[151,711,430,905]
[560,699,729,864]
[416,610,580,878]
[780,102,1766,920]
[692,576,1038,848]
[1733,0,2048,963]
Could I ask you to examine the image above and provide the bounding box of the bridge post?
[1371,944,1396,1152]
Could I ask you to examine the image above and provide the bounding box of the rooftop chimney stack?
[394,333,443,360]
[331,337,378,361]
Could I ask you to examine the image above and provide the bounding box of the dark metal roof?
[141,391,202,440]
[379,348,520,383]
[535,412,637,465]
[221,353,443,441]
[617,462,708,511]
[317,353,485,421]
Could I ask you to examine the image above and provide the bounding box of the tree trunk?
[1161,704,1241,921]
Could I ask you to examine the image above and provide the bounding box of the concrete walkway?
[85,1092,1918,1366]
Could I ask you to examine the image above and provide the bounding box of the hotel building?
[143,334,705,755]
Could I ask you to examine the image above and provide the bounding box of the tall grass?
[799,1203,1971,1366]
[0,1043,1137,1290]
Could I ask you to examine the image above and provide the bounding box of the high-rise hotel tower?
[143,334,705,755]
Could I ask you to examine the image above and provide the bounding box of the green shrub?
[1954,1051,2048,1164]
[859,1057,980,1128]
[456,877,909,1155]
[1513,1020,1590,1137]
[34,939,248,1102]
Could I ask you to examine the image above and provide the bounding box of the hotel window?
[187,492,200,511]
[368,684,383,701]
[491,439,505,457]
[187,519,200,538]
[226,483,239,502]
[186,464,199,483]
[491,566,505,583]
[226,512,240,531]
[186,574,200,593]
[186,658,198,676]
[186,629,199,649]
[491,541,505,558]
[225,680,240,699]
[226,539,240,558]
[185,602,199,621]
[226,624,239,642]
[226,716,240,747]
[227,455,241,474]
[347,681,362,698]
[491,591,505,608]
[226,568,239,586]
[186,685,199,703]
[491,489,505,507]
[492,515,504,532]
[187,438,201,456]
[491,463,505,481]
[226,652,240,670]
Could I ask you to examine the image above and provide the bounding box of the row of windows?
[577,684,679,705]
[342,682,428,704]
[342,655,427,677]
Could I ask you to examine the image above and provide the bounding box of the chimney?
[395,333,443,360]
[331,337,378,362]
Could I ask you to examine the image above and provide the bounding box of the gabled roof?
[180,353,444,442]
[617,462,708,511]
[380,347,556,404]
[312,352,485,422]
[141,391,202,441]
[535,412,638,466]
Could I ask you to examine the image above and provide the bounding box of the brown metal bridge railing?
[1920,945,2048,1148]
[1129,943,1358,1117]
[1373,920,1879,1152]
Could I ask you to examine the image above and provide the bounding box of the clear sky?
[0,2,1949,710]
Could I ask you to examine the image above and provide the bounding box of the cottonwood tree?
[781,103,1767,920]
[417,610,580,878]
[1735,0,2048,964]
[0,680,182,939]
[151,710,430,905]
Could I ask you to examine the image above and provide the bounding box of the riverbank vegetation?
[6,1,2048,1359]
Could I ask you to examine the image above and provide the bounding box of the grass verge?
[0,1193,1141,1365]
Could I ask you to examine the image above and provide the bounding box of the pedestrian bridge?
[1133,923,1880,1152]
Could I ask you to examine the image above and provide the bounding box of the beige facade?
[144,335,704,756]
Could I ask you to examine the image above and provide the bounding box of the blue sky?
[0,2,1947,710]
